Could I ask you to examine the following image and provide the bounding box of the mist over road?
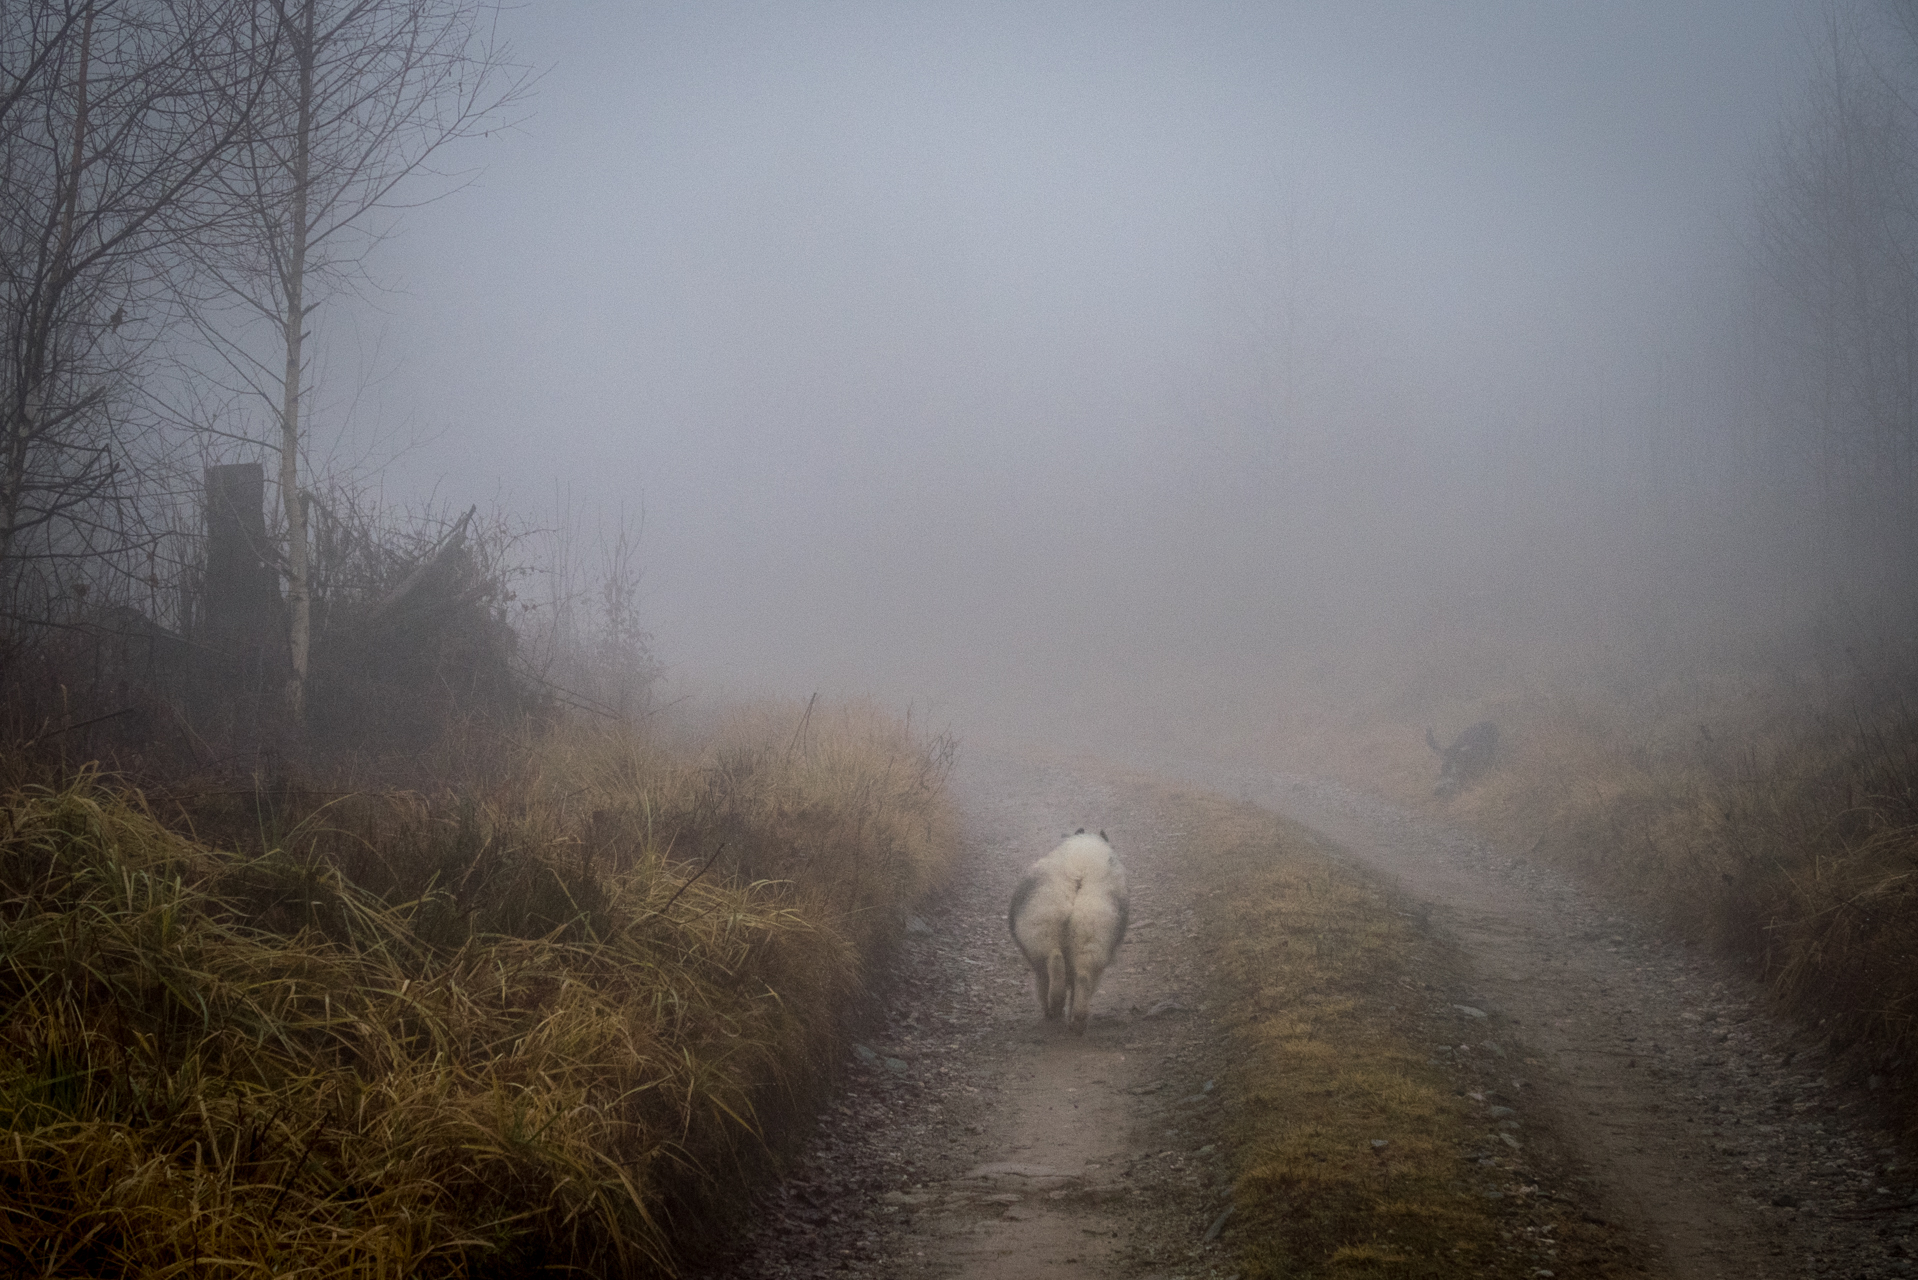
[364,0,1871,728]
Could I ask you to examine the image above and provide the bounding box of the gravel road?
[1173,761,1918,1280]
[695,746,1243,1279]
[695,748,1917,1280]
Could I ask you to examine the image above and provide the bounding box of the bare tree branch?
[175,0,529,723]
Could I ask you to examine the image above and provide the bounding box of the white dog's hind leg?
[1069,960,1105,1035]
[1045,950,1069,1020]
[1029,957,1054,1017]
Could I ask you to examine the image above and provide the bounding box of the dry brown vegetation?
[0,699,958,1277]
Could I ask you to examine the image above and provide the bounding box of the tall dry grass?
[0,698,959,1277]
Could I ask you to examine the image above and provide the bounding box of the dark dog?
[1425,721,1498,797]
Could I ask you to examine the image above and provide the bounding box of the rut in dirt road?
[1181,764,1918,1280]
[695,749,1243,1280]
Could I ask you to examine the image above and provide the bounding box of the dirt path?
[698,750,1917,1280]
[697,747,1240,1279]
[1176,764,1918,1280]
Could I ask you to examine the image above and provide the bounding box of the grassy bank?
[1170,790,1631,1279]
[0,700,959,1277]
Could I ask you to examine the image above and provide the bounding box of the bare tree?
[185,0,523,720]
[0,0,262,630]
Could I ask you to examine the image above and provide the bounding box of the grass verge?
[1172,790,1635,1278]
[0,698,958,1277]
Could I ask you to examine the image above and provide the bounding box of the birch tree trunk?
[279,0,315,720]
[179,0,523,724]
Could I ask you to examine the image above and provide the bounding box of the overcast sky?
[345,1,1815,724]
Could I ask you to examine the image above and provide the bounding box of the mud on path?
[696,747,1245,1279]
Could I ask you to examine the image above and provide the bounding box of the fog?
[339,2,1876,742]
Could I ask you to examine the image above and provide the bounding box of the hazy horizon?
[289,0,1904,742]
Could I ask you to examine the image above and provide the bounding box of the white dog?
[1008,829,1129,1034]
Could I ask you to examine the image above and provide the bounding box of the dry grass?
[0,698,959,1277]
[1176,792,1624,1279]
[525,699,961,968]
